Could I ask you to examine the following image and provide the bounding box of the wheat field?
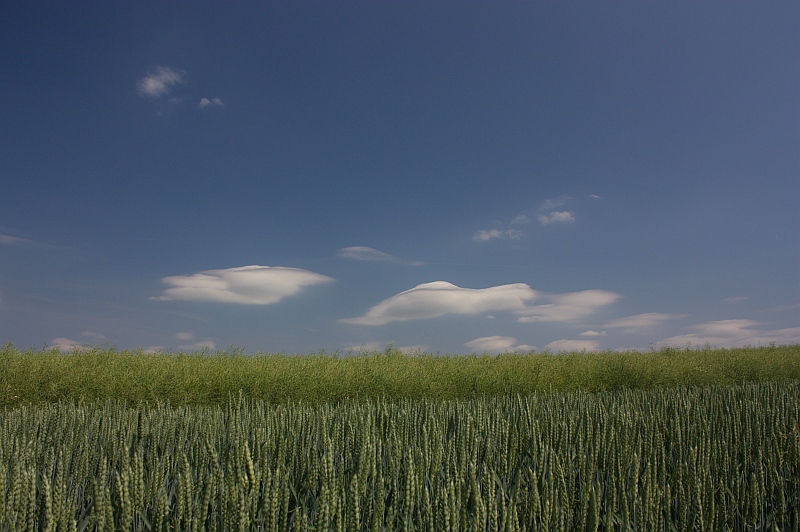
[1,380,798,531]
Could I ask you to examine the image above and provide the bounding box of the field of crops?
[3,344,800,407]
[2,379,799,531]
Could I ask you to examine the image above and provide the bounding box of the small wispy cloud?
[137,66,185,98]
[603,313,688,333]
[579,330,607,337]
[473,229,524,242]
[473,214,529,242]
[198,97,224,108]
[339,246,395,261]
[538,211,575,225]
[516,290,620,323]
[174,332,194,341]
[153,265,334,304]
[0,235,33,245]
[659,319,800,348]
[341,281,537,326]
[541,198,567,210]
[337,246,423,265]
[0,234,78,255]
[535,197,580,225]
[474,198,581,242]
[464,336,537,354]
[761,303,800,313]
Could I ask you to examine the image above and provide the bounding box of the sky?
[1,1,798,355]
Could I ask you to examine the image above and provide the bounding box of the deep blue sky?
[2,1,798,354]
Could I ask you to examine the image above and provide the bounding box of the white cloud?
[516,290,620,323]
[49,332,106,351]
[341,281,537,326]
[544,339,600,352]
[337,246,423,266]
[580,330,607,337]
[464,336,537,354]
[473,214,529,242]
[762,303,800,313]
[0,235,31,245]
[473,229,524,242]
[540,198,567,210]
[659,320,800,348]
[515,344,538,352]
[338,246,396,262]
[137,67,184,97]
[604,313,688,333]
[343,282,619,327]
[723,296,749,304]
[174,332,194,341]
[465,336,517,353]
[473,229,504,242]
[153,265,334,304]
[538,211,575,225]
[589,195,602,200]
[533,197,582,226]
[198,97,224,108]
[0,234,76,253]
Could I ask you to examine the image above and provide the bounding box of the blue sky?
[1,1,798,354]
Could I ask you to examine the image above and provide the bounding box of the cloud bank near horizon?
[659,320,800,348]
[464,336,537,353]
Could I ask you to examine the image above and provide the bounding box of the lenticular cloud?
[340,281,537,326]
[153,265,334,304]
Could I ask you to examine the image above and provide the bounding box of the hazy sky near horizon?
[2,1,798,354]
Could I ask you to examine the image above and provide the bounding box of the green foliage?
[0,381,798,530]
[1,343,799,407]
